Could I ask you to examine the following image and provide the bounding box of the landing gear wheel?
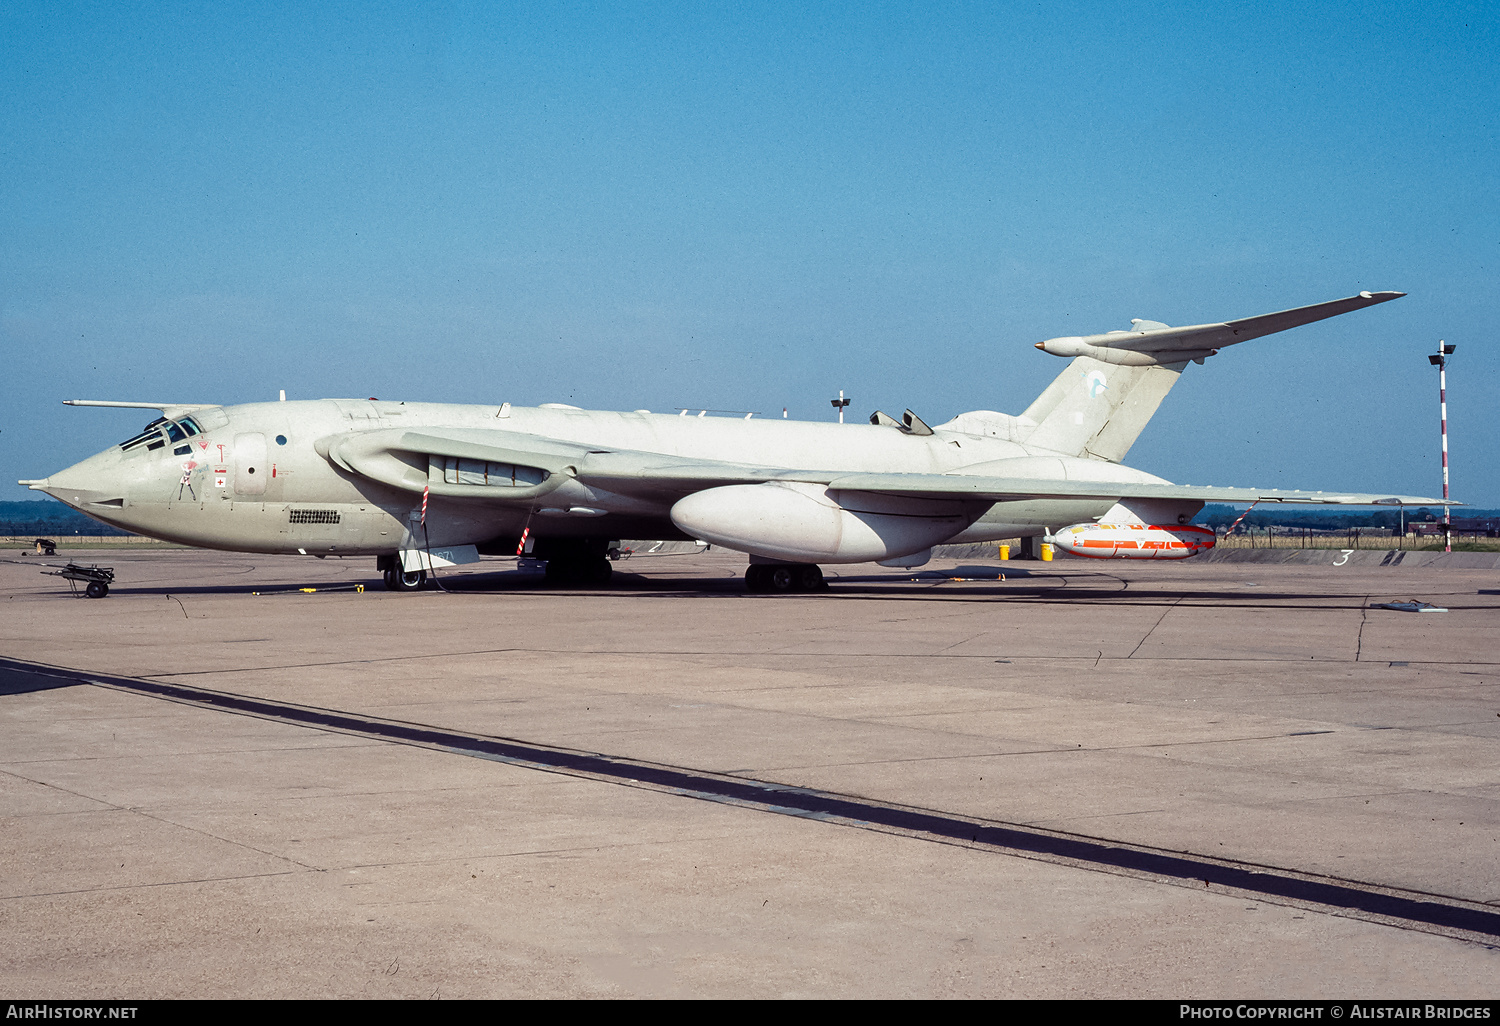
[382,568,396,591]
[745,565,769,592]
[589,558,613,585]
[796,565,825,591]
[767,565,798,592]
[390,568,426,591]
[85,582,108,599]
[747,563,825,593]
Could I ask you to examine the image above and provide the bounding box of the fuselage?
[33,399,1170,558]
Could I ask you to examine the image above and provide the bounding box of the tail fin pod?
[1019,356,1186,463]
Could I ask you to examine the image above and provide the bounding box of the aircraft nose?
[29,450,131,512]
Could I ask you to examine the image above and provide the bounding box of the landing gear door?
[234,433,268,496]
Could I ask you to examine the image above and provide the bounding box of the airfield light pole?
[1428,341,1456,553]
[831,390,850,424]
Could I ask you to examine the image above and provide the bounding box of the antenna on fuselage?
[279,390,286,402]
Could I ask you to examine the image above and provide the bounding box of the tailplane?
[1015,290,1405,462]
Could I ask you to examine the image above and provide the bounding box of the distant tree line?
[0,500,133,537]
[1192,504,1493,532]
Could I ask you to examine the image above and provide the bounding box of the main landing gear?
[532,538,614,587]
[543,557,613,586]
[375,540,617,591]
[745,563,826,593]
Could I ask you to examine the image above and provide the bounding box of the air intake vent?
[289,509,341,524]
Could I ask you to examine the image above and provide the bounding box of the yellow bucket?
[1040,542,1054,561]
[998,544,1010,561]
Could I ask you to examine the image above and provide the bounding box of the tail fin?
[1020,355,1186,462]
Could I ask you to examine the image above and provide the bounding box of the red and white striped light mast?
[1428,340,1456,552]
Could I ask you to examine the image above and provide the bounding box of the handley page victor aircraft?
[22,290,1443,592]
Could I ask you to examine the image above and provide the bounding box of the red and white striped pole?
[1430,340,1455,553]
[1226,500,1260,538]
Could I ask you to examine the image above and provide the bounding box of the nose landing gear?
[384,567,427,591]
[745,563,826,593]
[377,554,427,591]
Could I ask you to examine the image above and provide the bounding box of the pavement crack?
[0,763,322,873]
[1,870,307,902]
[1127,596,1183,659]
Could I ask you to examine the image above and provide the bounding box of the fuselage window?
[275,434,287,445]
[165,422,186,443]
[173,445,191,456]
[178,418,200,437]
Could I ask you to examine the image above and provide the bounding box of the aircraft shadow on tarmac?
[57,561,1457,610]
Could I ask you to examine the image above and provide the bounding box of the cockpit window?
[117,416,203,452]
[119,417,169,452]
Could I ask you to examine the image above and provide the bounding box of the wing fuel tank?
[670,482,979,563]
[1051,522,1215,559]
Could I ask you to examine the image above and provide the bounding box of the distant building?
[1411,517,1500,538]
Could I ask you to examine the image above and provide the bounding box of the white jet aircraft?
[22,290,1441,593]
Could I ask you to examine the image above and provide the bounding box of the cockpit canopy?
[119,416,203,453]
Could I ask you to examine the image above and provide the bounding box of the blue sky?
[3,2,1496,503]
